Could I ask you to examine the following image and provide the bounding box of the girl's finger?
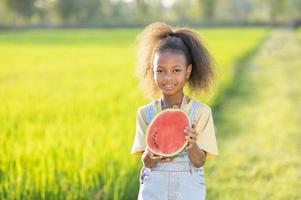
[184,128,194,135]
[185,136,196,143]
[150,154,163,160]
[186,143,193,149]
[188,132,197,139]
[184,127,197,134]
[186,133,197,140]
[160,158,173,163]
[150,152,158,157]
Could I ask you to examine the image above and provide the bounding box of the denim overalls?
[138,101,206,200]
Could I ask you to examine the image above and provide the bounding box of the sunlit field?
[0,28,269,199]
[207,29,301,199]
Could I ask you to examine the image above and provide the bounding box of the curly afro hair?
[135,22,215,100]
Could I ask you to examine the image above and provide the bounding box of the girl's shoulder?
[136,99,160,123]
[137,99,157,113]
[186,96,212,114]
[185,98,213,126]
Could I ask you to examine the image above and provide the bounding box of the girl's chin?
[161,90,179,96]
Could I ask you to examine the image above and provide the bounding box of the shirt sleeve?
[131,108,148,156]
[195,106,219,158]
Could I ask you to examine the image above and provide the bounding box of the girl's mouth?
[163,84,175,90]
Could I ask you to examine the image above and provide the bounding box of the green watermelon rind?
[145,108,191,158]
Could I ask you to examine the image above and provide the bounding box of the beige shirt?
[131,94,219,158]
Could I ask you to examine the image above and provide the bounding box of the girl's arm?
[185,125,207,168]
[187,145,207,168]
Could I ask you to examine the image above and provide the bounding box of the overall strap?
[146,105,155,124]
[189,101,200,125]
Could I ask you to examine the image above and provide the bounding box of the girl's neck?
[160,92,184,109]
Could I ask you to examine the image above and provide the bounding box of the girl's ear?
[186,64,192,78]
[150,66,155,75]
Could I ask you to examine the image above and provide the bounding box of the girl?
[131,22,219,200]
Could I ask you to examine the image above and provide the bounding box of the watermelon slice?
[146,108,190,158]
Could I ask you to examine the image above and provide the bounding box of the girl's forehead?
[153,50,186,66]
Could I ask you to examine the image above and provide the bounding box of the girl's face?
[153,49,192,97]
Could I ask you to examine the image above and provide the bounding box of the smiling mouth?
[163,84,175,90]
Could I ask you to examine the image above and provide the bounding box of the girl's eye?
[156,70,163,73]
[174,69,181,72]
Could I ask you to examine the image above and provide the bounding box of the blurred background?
[0,0,301,200]
[0,0,301,27]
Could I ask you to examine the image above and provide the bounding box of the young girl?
[131,22,219,200]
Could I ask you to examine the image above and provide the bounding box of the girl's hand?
[142,150,174,168]
[184,123,199,149]
[142,150,167,168]
[150,153,174,163]
[184,123,207,168]
[142,150,160,168]
[148,152,163,162]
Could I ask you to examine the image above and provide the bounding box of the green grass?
[0,28,268,199]
[206,29,301,199]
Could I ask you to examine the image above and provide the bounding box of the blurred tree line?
[0,0,300,27]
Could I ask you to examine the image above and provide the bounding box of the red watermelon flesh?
[146,108,190,157]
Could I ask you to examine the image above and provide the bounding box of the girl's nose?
[164,72,173,80]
